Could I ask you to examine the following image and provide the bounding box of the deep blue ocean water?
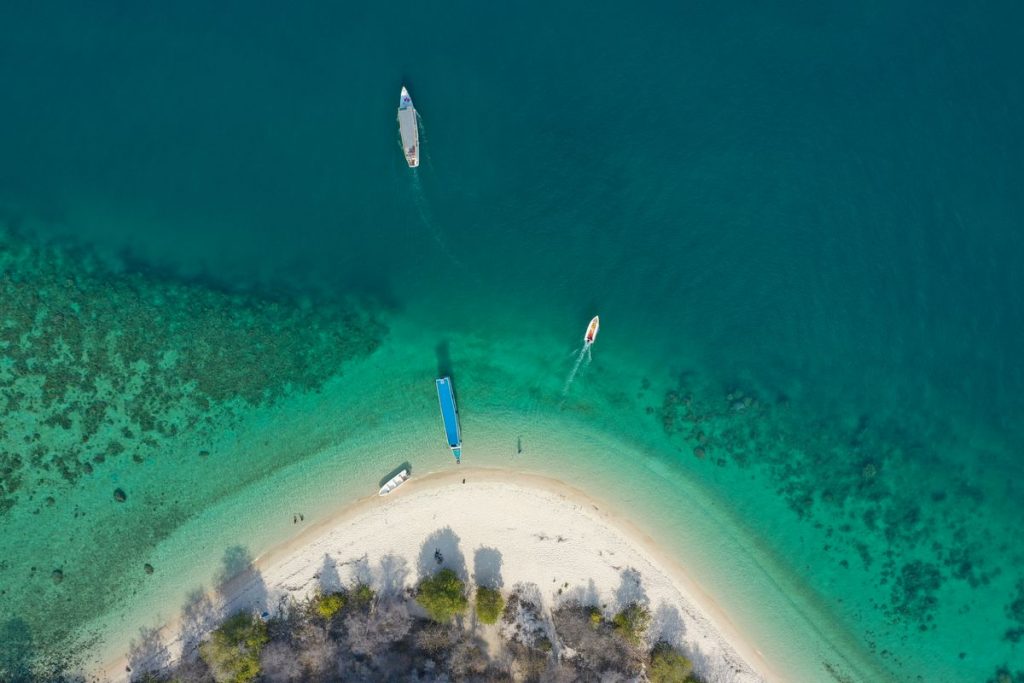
[1,2,1023,680]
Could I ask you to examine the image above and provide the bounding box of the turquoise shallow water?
[1,2,1023,681]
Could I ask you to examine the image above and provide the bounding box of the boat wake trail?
[409,164,466,270]
[561,342,593,397]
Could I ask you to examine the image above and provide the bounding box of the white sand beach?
[104,469,776,682]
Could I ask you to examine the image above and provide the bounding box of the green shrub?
[612,602,651,647]
[475,586,505,624]
[648,641,694,683]
[589,606,603,627]
[199,611,269,683]
[312,591,346,620]
[416,568,468,622]
[350,582,376,609]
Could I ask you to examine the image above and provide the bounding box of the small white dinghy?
[379,469,409,496]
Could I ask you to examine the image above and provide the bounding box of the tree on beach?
[648,640,695,683]
[124,546,725,683]
[416,568,468,622]
[448,638,491,679]
[345,598,412,655]
[475,586,505,625]
[293,622,336,679]
[612,602,652,647]
[415,622,459,655]
[258,641,302,682]
[199,611,268,683]
[349,582,376,610]
[310,590,346,620]
[552,601,643,678]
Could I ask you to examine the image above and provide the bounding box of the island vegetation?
[128,566,707,683]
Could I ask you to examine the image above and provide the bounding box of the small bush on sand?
[416,568,468,622]
[552,601,642,677]
[199,611,269,683]
[312,591,346,620]
[350,582,376,609]
[476,586,505,624]
[612,602,651,647]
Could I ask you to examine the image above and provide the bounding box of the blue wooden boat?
[435,377,462,463]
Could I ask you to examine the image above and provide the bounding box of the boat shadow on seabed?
[379,462,413,490]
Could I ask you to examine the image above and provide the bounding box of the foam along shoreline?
[103,469,777,682]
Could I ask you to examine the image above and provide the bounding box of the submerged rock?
[52,569,64,584]
[144,563,154,575]
[113,488,127,503]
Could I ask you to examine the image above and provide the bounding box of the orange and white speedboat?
[584,316,600,344]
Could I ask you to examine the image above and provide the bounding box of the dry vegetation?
[129,571,703,683]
